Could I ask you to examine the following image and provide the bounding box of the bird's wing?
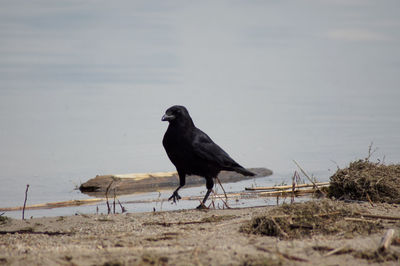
[192,129,238,168]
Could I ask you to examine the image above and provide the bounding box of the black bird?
[161,105,255,209]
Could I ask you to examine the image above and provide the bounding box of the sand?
[1,200,399,266]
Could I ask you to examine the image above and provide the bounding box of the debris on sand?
[313,245,399,263]
[0,214,9,225]
[328,159,400,203]
[240,256,282,266]
[240,200,383,239]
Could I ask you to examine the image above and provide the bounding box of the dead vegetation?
[0,214,9,225]
[241,199,383,239]
[312,245,399,263]
[241,199,400,263]
[328,159,400,203]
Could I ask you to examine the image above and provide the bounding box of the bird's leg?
[197,177,214,209]
[168,186,182,203]
[168,171,185,204]
[196,189,212,209]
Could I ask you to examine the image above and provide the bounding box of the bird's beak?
[161,114,175,121]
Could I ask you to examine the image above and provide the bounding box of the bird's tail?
[233,166,255,176]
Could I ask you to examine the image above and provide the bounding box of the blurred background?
[1,0,399,216]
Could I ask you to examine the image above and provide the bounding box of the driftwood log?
[79,167,272,196]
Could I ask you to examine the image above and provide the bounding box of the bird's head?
[161,105,193,125]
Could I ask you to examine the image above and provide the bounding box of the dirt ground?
[1,200,400,266]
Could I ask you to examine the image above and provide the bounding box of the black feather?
[162,105,254,209]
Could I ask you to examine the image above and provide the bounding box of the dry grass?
[328,159,400,203]
[241,199,383,239]
[0,215,9,225]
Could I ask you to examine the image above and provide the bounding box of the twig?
[330,160,341,170]
[215,177,227,201]
[259,188,319,197]
[378,229,395,252]
[366,141,378,161]
[22,184,29,220]
[105,180,113,214]
[271,217,289,238]
[324,245,350,257]
[357,213,400,221]
[210,198,215,209]
[271,211,342,219]
[245,182,330,191]
[113,188,116,214]
[277,250,308,262]
[291,171,296,204]
[293,160,320,188]
[215,177,230,209]
[344,217,377,223]
[365,193,374,207]
[117,199,126,213]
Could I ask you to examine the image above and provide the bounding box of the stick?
[105,181,113,214]
[279,252,309,262]
[293,160,316,185]
[378,229,395,252]
[215,177,228,201]
[118,199,126,213]
[113,188,116,214]
[259,188,318,196]
[324,245,350,257]
[245,182,330,191]
[215,177,230,209]
[366,193,374,207]
[0,198,105,211]
[293,160,326,196]
[344,217,377,223]
[291,171,296,204]
[366,141,378,161]
[357,213,400,221]
[271,217,289,238]
[22,184,29,220]
[271,211,342,219]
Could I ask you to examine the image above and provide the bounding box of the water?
[1,1,399,218]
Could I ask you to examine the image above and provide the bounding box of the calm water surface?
[1,1,399,218]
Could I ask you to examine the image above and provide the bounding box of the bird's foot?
[196,203,209,210]
[168,191,182,203]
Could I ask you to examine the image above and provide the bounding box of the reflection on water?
[0,1,399,217]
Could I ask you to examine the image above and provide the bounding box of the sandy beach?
[1,199,399,266]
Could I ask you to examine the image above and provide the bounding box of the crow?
[161,105,255,209]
